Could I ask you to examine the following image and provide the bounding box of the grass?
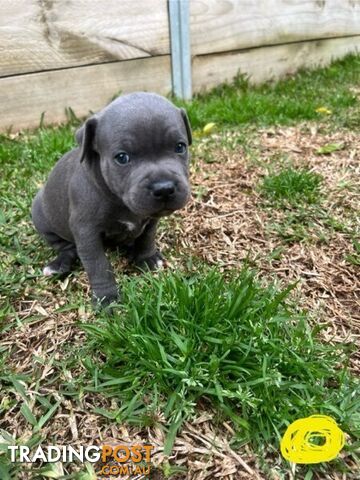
[80,268,360,470]
[258,167,326,244]
[259,168,323,207]
[0,125,76,309]
[0,54,359,479]
[345,239,360,266]
[175,54,359,129]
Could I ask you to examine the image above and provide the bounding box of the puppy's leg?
[32,191,78,276]
[130,219,165,270]
[41,233,78,277]
[71,223,118,307]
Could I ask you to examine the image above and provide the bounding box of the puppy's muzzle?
[149,180,176,200]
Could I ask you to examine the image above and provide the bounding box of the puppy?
[31,92,192,307]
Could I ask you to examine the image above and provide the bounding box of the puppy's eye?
[175,142,187,154]
[114,152,130,165]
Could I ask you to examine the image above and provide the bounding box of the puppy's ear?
[76,117,98,163]
[180,108,192,146]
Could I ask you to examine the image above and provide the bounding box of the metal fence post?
[168,0,192,100]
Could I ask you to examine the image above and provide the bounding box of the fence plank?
[193,36,360,92]
[190,0,360,55]
[0,56,171,131]
[0,0,169,77]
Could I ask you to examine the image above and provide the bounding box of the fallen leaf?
[315,106,332,115]
[316,143,344,155]
[60,277,70,291]
[203,122,217,135]
[34,305,49,316]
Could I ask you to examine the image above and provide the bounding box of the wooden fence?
[0,0,359,131]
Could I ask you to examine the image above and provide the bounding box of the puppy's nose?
[150,180,176,199]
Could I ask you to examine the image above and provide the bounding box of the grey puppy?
[31,92,192,307]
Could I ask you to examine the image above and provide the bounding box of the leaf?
[20,402,37,426]
[60,277,70,291]
[316,143,344,155]
[36,462,64,479]
[10,378,29,401]
[214,380,224,403]
[164,415,184,457]
[304,469,314,480]
[203,122,216,135]
[353,239,360,253]
[35,401,60,431]
[77,463,97,480]
[92,407,118,420]
[0,209,6,224]
[169,329,187,354]
[0,463,12,480]
[315,106,332,115]
[0,429,15,445]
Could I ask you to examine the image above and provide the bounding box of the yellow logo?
[280,415,345,464]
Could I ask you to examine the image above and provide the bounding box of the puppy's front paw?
[92,288,120,313]
[134,251,166,271]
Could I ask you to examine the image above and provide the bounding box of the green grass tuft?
[345,239,360,266]
[260,167,323,207]
[175,54,359,129]
[81,268,360,458]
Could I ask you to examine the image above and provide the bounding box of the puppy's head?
[76,92,191,218]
